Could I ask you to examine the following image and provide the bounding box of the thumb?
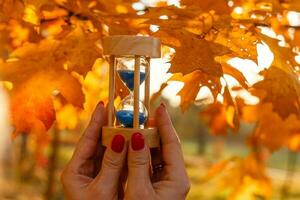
[127,132,151,186]
[93,134,127,192]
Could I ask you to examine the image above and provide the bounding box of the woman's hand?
[61,102,127,200]
[125,104,190,200]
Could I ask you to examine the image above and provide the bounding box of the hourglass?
[101,35,161,147]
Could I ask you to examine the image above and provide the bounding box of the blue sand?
[118,70,146,91]
[116,110,146,127]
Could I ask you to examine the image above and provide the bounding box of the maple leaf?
[169,70,222,111]
[180,0,232,14]
[54,26,102,76]
[0,26,101,136]
[243,103,300,151]
[144,6,231,35]
[4,67,83,166]
[293,30,300,48]
[201,156,239,182]
[226,155,272,200]
[156,30,230,76]
[259,32,298,73]
[222,63,249,89]
[252,66,300,118]
[208,27,260,61]
[283,0,300,12]
[144,5,202,19]
[0,0,24,21]
[201,87,239,135]
[3,67,84,136]
[144,6,232,35]
[203,154,272,200]
[256,0,283,13]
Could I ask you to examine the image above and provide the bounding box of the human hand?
[61,102,127,200]
[125,104,190,200]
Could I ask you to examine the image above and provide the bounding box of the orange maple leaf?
[201,87,239,135]
[243,103,300,151]
[252,67,300,118]
[158,30,231,76]
[0,27,101,136]
[180,0,232,14]
[169,70,222,111]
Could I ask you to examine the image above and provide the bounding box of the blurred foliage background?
[1,0,300,199]
[1,99,300,200]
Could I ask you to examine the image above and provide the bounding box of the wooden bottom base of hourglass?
[102,126,160,148]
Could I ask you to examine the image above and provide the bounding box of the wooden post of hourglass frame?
[108,55,116,127]
[133,56,141,129]
[101,35,161,148]
[144,57,151,128]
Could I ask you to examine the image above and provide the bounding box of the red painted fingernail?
[98,101,104,106]
[111,134,125,153]
[131,132,145,151]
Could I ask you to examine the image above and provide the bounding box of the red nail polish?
[160,103,166,108]
[131,132,145,151]
[98,101,104,106]
[111,134,125,153]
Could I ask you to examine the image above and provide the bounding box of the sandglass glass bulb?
[116,56,149,128]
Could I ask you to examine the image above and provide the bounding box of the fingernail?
[98,101,104,106]
[131,132,145,151]
[111,134,125,153]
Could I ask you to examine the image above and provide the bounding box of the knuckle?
[87,187,110,199]
[129,154,149,167]
[126,188,152,200]
[103,153,122,169]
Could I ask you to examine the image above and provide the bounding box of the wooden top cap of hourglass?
[102,35,161,58]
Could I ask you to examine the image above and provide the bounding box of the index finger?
[70,102,107,168]
[155,103,186,175]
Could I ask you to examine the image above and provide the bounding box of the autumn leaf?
[54,26,102,76]
[208,27,260,61]
[283,0,300,12]
[169,70,222,111]
[204,154,272,200]
[243,103,300,151]
[157,30,231,76]
[0,26,102,136]
[252,67,300,118]
[201,157,238,182]
[201,87,239,135]
[2,0,300,198]
[222,63,249,89]
[144,6,231,35]
[0,0,24,21]
[259,32,298,73]
[180,0,232,14]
